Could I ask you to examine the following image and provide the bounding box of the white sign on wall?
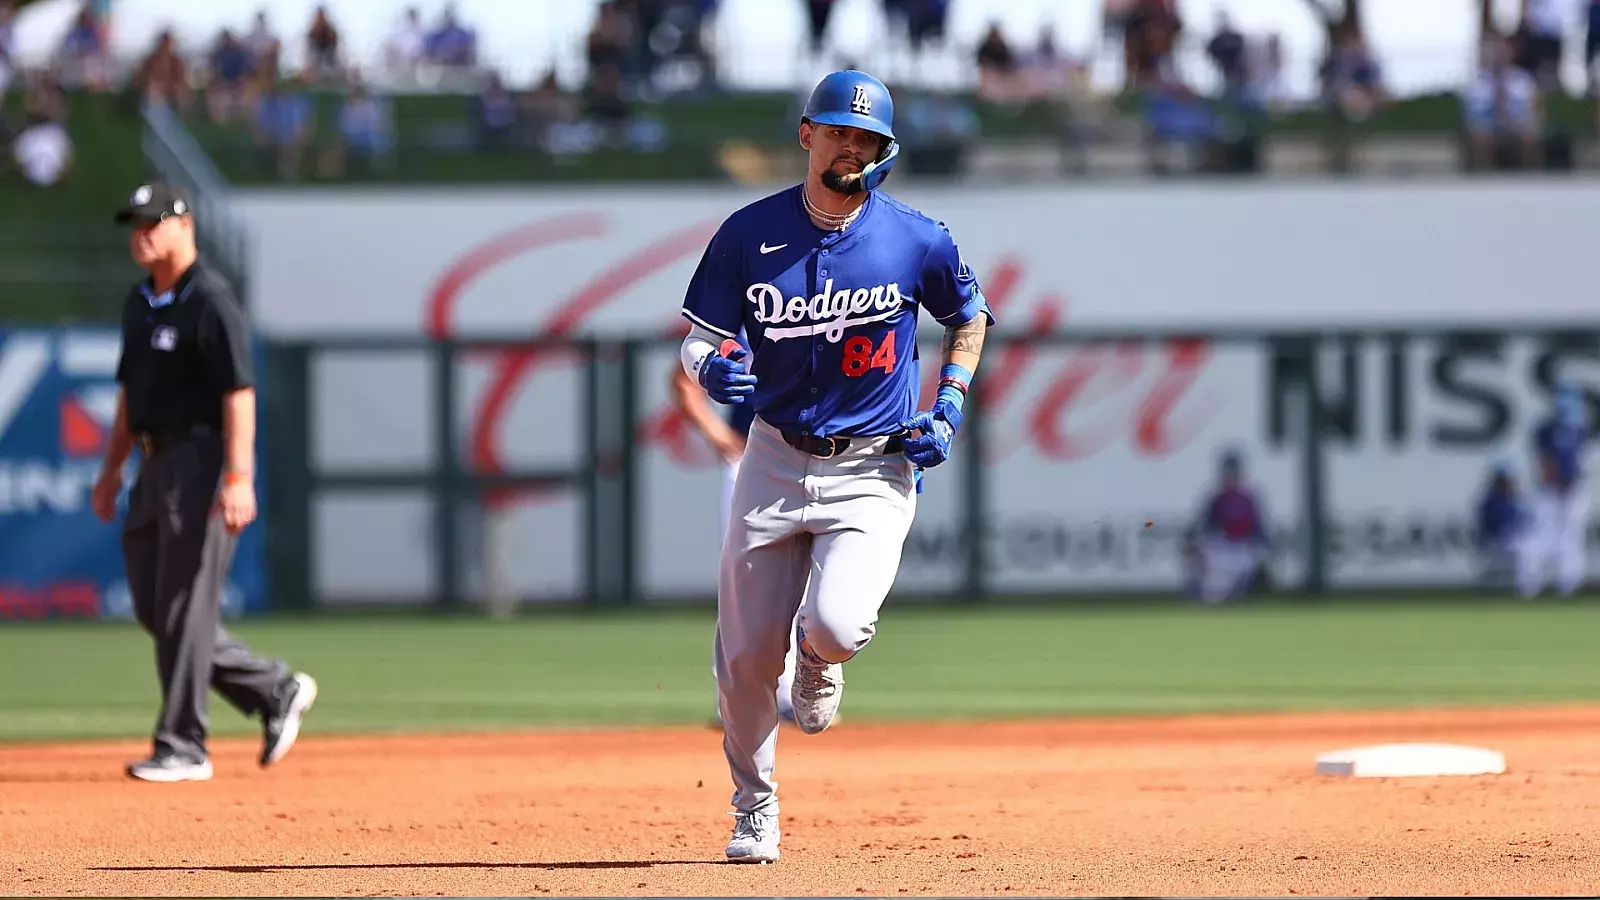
[231,183,1600,602]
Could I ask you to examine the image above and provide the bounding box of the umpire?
[90,182,317,783]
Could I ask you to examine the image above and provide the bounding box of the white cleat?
[126,755,214,783]
[725,811,780,864]
[261,672,319,767]
[790,656,843,735]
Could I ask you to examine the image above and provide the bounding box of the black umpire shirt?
[116,259,254,436]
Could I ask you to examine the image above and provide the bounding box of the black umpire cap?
[114,182,192,225]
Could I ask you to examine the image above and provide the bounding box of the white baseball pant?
[712,452,799,721]
[1198,537,1260,604]
[1480,537,1535,593]
[1519,486,1589,597]
[715,417,917,815]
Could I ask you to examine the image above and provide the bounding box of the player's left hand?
[899,398,963,469]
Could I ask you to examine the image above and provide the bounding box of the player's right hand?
[699,348,758,404]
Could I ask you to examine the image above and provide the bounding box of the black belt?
[780,429,904,459]
[138,424,217,456]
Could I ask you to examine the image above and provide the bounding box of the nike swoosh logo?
[759,243,787,254]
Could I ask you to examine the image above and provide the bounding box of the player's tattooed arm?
[941,314,986,373]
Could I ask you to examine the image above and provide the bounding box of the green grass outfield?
[1,599,1597,743]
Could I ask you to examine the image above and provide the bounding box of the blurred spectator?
[895,86,978,175]
[1463,34,1542,171]
[8,110,73,187]
[523,71,579,148]
[1205,11,1249,103]
[1015,30,1098,171]
[584,62,633,132]
[637,0,718,95]
[587,2,636,88]
[245,10,282,77]
[1186,450,1268,606]
[1019,25,1085,100]
[885,0,950,59]
[1320,26,1385,121]
[134,30,191,114]
[1122,0,1182,93]
[252,75,315,179]
[1135,23,1211,174]
[386,7,427,83]
[1318,25,1385,173]
[974,22,1021,102]
[54,4,109,92]
[1516,0,1567,93]
[1587,0,1600,95]
[1249,34,1288,112]
[304,6,342,83]
[551,61,668,154]
[1475,461,1532,594]
[1102,0,1138,38]
[426,4,477,71]
[320,78,393,177]
[206,29,257,125]
[0,2,16,101]
[804,0,838,59]
[473,71,517,150]
[908,0,950,55]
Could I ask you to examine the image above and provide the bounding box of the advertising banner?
[0,329,270,620]
[230,184,1600,601]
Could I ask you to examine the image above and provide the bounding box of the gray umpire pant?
[122,428,289,762]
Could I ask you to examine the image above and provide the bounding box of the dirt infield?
[4,706,1599,896]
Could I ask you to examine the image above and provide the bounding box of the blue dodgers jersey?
[680,185,993,437]
[1535,416,1588,490]
[1477,488,1524,546]
[1205,488,1263,542]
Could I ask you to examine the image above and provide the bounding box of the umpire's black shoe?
[260,672,319,768]
[126,753,213,783]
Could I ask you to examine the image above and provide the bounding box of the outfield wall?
[233,182,1600,606]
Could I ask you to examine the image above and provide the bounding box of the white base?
[1315,742,1506,778]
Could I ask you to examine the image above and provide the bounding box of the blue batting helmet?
[802,70,899,191]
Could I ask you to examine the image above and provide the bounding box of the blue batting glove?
[698,347,758,404]
[899,397,963,469]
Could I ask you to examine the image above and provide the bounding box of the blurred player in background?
[1475,459,1532,594]
[1524,385,1591,597]
[1187,450,1268,605]
[668,348,799,727]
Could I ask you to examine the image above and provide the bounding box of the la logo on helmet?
[850,85,871,115]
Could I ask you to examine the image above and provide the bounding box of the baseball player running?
[666,344,800,726]
[1475,459,1532,593]
[1523,384,1590,597]
[678,70,993,864]
[1187,450,1268,605]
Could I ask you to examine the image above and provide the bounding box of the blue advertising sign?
[0,329,269,621]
